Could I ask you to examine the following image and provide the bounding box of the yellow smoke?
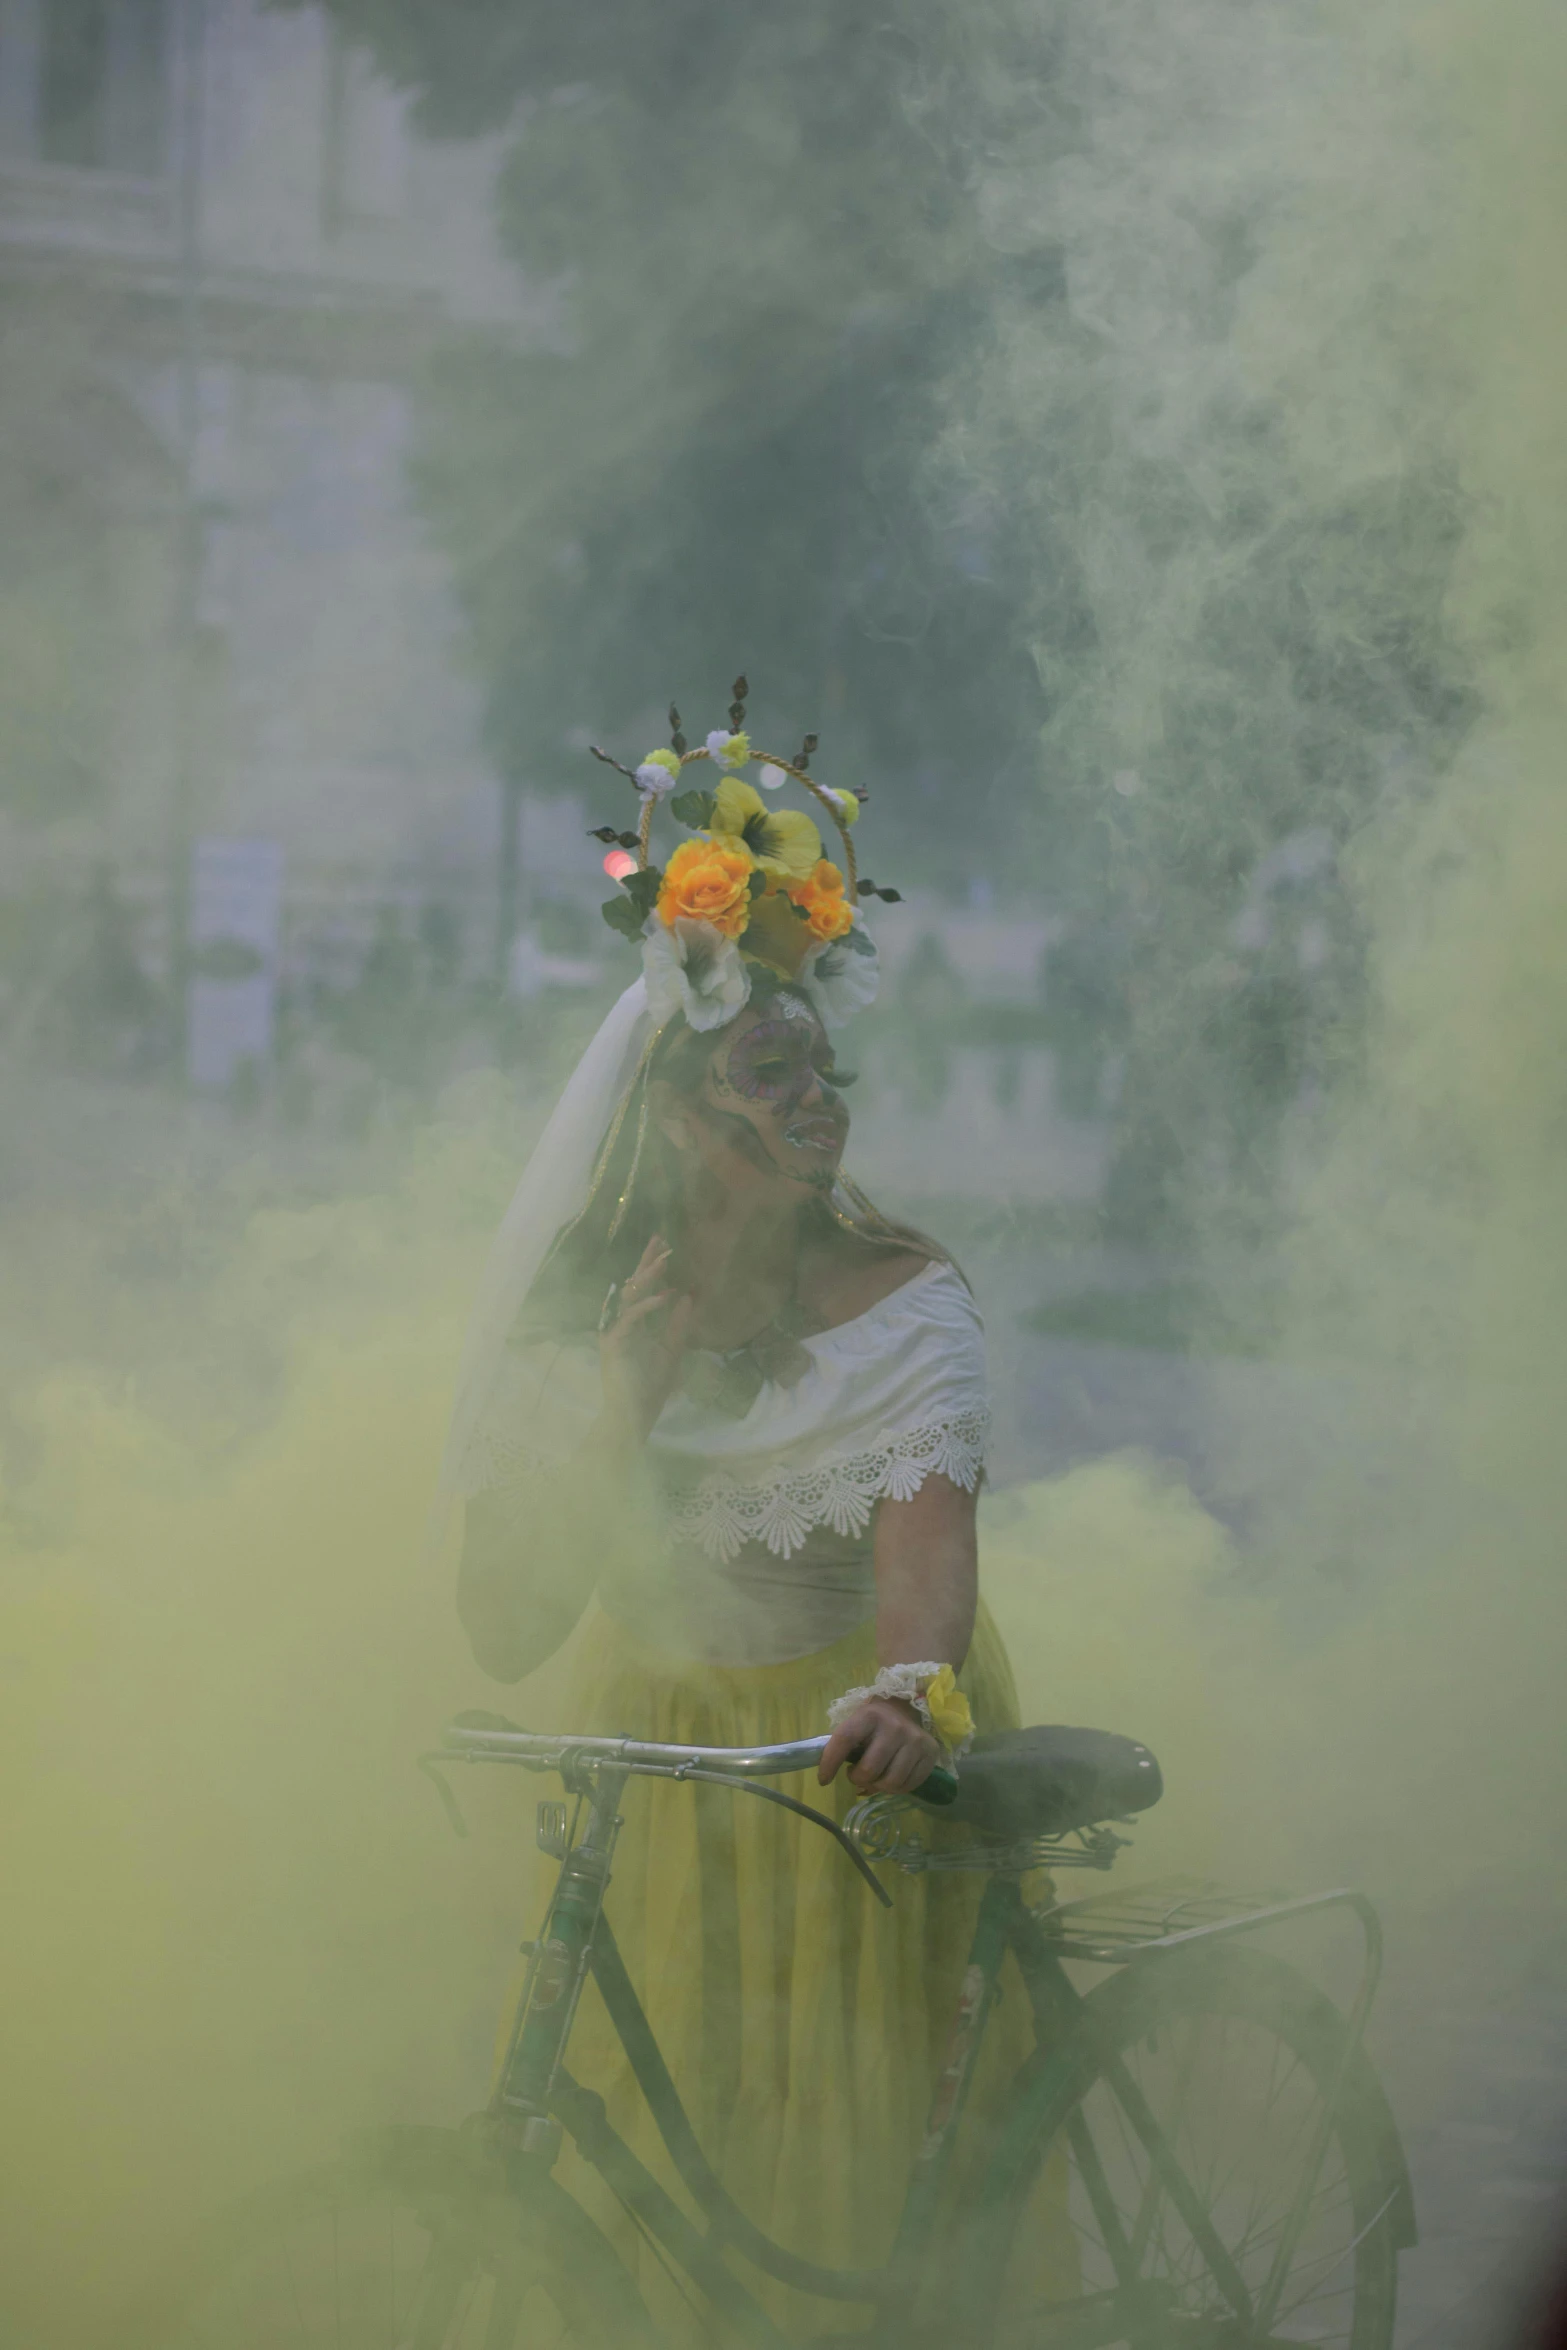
[979,0,1567,1918]
[5,1,1567,2343]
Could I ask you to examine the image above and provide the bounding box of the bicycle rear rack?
[1027,1874,1381,1968]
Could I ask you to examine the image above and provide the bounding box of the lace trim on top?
[462,1423,555,1497]
[662,1405,989,1565]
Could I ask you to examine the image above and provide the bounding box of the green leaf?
[843,923,877,957]
[600,895,644,941]
[748,869,768,897]
[622,865,662,920]
[670,789,714,830]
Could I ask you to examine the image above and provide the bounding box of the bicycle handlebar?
[442,1717,960,1807]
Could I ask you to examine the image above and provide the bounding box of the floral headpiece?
[588,677,902,1033]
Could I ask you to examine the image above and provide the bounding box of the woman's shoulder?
[801,1231,979,1341]
[802,1245,987,1438]
[796,1228,916,1324]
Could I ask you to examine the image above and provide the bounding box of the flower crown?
[588,677,902,1033]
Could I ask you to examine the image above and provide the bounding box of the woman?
[442,702,1023,2332]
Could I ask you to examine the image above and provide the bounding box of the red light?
[603,849,637,882]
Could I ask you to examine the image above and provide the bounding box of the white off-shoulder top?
[472,1259,988,1667]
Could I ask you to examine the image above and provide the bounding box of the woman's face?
[689,996,851,1194]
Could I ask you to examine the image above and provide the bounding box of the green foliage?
[600,863,661,939]
[288,0,1042,892]
[599,894,644,942]
[292,0,1481,1252]
[670,790,715,832]
[623,866,661,921]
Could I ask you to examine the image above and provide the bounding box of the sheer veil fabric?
[434,977,655,1540]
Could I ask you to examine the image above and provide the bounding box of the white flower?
[819,784,860,828]
[799,918,879,1029]
[635,746,682,796]
[706,729,751,769]
[642,916,752,1032]
[757,763,789,791]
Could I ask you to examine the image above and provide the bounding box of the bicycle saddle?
[942,1725,1162,1841]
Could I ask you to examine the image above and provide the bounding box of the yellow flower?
[706,728,751,769]
[788,858,856,942]
[922,1666,974,1754]
[657,837,756,939]
[640,746,681,780]
[820,785,861,827]
[711,777,822,882]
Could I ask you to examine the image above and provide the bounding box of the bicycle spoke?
[1001,1960,1392,2350]
[1223,2066,1326,2262]
[1127,2014,1202,2265]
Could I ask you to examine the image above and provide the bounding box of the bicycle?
[132,1713,1416,2348]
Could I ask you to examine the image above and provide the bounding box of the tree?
[280,0,1048,888]
[292,0,1479,1261]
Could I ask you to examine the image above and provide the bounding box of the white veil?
[432,961,933,1557]
[435,977,655,1525]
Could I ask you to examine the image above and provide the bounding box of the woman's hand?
[818,1696,942,1795]
[599,1233,693,1449]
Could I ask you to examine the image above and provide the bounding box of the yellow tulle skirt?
[505,1597,1040,2341]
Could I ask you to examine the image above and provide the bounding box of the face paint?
[722,1018,818,1111]
[706,1009,850,1180]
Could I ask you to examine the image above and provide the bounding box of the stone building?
[0,0,569,1057]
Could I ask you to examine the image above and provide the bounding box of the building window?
[39,0,168,174]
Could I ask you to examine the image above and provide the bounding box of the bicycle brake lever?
[679,1770,894,1907]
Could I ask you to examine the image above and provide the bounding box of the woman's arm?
[817,1471,979,1794]
[457,1234,692,1682]
[872,1470,978,1674]
[457,1472,609,1682]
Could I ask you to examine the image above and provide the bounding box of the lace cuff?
[826,1662,976,1757]
[663,1405,989,1563]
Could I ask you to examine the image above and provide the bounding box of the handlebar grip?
[912,1762,959,1808]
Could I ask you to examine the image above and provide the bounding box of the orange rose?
[788,858,856,943]
[657,837,756,938]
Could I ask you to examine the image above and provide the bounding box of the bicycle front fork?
[489,1763,628,2158]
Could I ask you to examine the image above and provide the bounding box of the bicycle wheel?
[125,2126,664,2350]
[971,1945,1409,2350]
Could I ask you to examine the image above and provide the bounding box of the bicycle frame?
[434,1724,1406,2350]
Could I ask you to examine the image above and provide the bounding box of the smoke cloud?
[3,0,1567,2341]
